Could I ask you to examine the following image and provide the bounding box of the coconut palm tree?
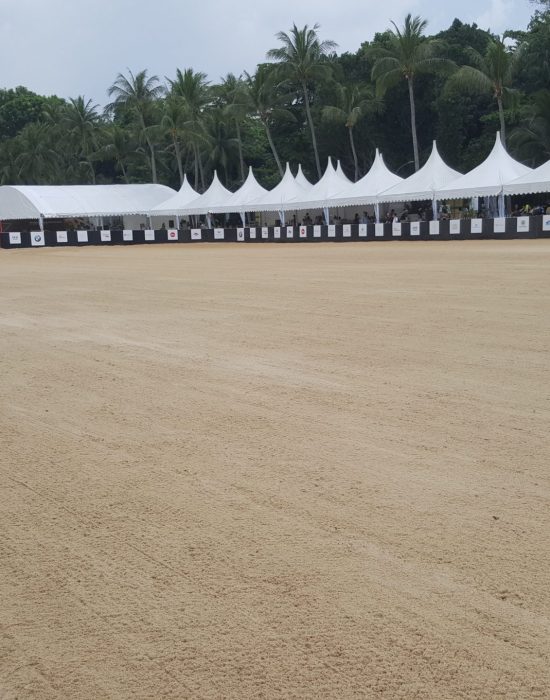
[168,68,210,190]
[14,122,60,183]
[106,69,165,182]
[446,38,519,145]
[204,108,239,185]
[216,74,249,184]
[510,89,550,164]
[102,124,136,183]
[63,96,102,183]
[162,95,188,185]
[267,23,337,179]
[242,65,293,177]
[322,84,380,181]
[371,14,454,171]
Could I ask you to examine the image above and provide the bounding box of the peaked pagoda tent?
[149,175,198,218]
[379,142,461,216]
[182,171,233,224]
[335,161,352,183]
[319,149,403,220]
[0,184,176,226]
[436,132,532,215]
[247,163,311,224]
[208,167,268,222]
[502,157,550,196]
[282,159,351,221]
[295,165,312,191]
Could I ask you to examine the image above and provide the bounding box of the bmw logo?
[34,234,42,242]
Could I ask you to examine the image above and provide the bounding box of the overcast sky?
[0,0,533,105]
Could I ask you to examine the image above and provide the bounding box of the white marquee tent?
[208,167,268,215]
[295,164,313,191]
[182,171,233,217]
[0,184,176,222]
[283,159,350,213]
[246,163,310,217]
[149,175,198,216]
[502,158,550,196]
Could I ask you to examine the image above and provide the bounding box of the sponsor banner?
[392,222,401,237]
[56,230,68,243]
[214,228,224,240]
[77,230,88,243]
[9,232,21,245]
[449,219,461,235]
[249,227,256,239]
[313,225,321,238]
[261,226,269,239]
[123,229,133,241]
[375,223,384,237]
[517,216,529,233]
[190,229,201,240]
[100,230,111,242]
[358,223,367,237]
[470,218,482,234]
[237,227,245,241]
[343,224,351,237]
[410,221,420,236]
[299,226,307,238]
[493,218,506,233]
[328,225,336,238]
[429,220,440,236]
[167,229,178,241]
[144,229,155,241]
[543,216,550,232]
[274,226,281,239]
[286,226,294,238]
[30,231,45,247]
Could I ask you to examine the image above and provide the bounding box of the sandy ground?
[0,241,549,699]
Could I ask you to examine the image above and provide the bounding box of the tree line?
[1,4,549,193]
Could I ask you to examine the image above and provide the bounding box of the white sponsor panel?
[375,223,384,237]
[77,230,88,243]
[123,229,133,241]
[299,226,307,238]
[286,226,294,238]
[410,221,420,236]
[56,230,68,243]
[449,219,461,235]
[392,222,401,237]
[429,220,440,236]
[214,228,225,240]
[470,218,482,234]
[313,225,321,238]
[273,226,281,239]
[9,232,21,245]
[144,229,155,241]
[167,229,178,241]
[100,230,111,242]
[30,231,45,247]
[190,229,201,240]
[261,226,269,239]
[358,223,367,237]
[343,224,351,237]
[248,227,256,239]
[493,218,506,233]
[237,227,245,241]
[328,225,336,238]
[543,216,550,232]
[517,216,530,233]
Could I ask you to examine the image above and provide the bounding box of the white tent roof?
[503,157,550,196]
[181,171,233,215]
[437,132,532,199]
[208,166,268,213]
[295,164,312,191]
[149,175,198,215]
[247,163,310,213]
[379,142,461,203]
[282,159,350,211]
[321,149,403,207]
[335,160,352,183]
[0,183,176,220]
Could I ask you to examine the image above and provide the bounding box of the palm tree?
[322,84,380,181]
[102,124,135,183]
[14,123,60,183]
[106,69,165,182]
[204,109,239,185]
[510,89,550,164]
[267,23,337,179]
[162,95,188,185]
[216,74,249,184]
[242,65,293,177]
[63,96,102,183]
[168,68,210,190]
[371,14,454,171]
[446,38,518,145]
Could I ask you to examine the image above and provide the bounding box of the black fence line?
[2,217,550,249]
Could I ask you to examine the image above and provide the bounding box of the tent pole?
[432,196,437,221]
[375,202,380,223]
[323,207,329,225]
[176,215,180,229]
[38,213,44,230]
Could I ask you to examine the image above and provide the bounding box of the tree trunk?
[147,138,157,183]
[120,161,129,184]
[193,143,200,190]
[235,120,245,183]
[263,121,284,177]
[348,126,359,182]
[303,82,322,179]
[497,96,506,145]
[198,151,205,191]
[174,137,184,186]
[408,77,420,172]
